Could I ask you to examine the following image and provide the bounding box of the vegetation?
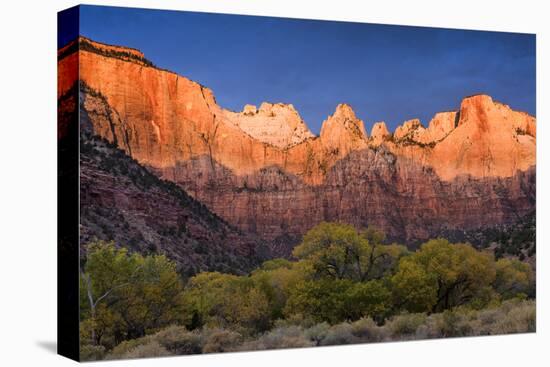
[79,38,155,67]
[85,299,534,360]
[79,222,535,360]
[442,211,535,261]
[81,134,224,228]
[80,241,186,348]
[80,133,265,276]
[59,38,156,67]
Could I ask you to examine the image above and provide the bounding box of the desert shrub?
[319,323,359,346]
[202,329,243,353]
[477,307,502,325]
[413,324,431,339]
[412,300,535,339]
[107,336,154,359]
[474,307,505,335]
[239,326,313,350]
[350,317,387,342]
[107,325,202,358]
[273,313,318,329]
[80,344,106,361]
[387,313,427,339]
[153,325,203,355]
[118,341,172,359]
[489,300,535,334]
[431,310,474,338]
[304,322,331,345]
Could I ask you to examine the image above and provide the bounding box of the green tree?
[182,272,271,333]
[346,280,392,321]
[396,239,496,313]
[250,260,311,321]
[285,278,354,324]
[292,222,406,282]
[284,278,391,324]
[493,258,533,299]
[80,241,185,346]
[391,258,438,313]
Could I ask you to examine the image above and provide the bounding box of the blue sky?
[65,5,535,134]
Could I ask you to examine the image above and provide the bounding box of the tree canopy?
[80,241,185,347]
[292,222,407,282]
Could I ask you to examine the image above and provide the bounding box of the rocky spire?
[320,104,368,139]
[370,121,391,145]
[394,119,423,141]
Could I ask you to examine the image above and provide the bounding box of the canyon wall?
[59,37,536,254]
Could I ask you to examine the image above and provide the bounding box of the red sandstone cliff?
[59,37,536,253]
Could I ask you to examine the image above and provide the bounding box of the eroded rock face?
[370,122,391,146]
[319,103,368,154]
[394,119,423,141]
[426,111,457,141]
[79,135,267,273]
[223,102,315,148]
[59,37,536,252]
[426,95,535,180]
[390,112,457,146]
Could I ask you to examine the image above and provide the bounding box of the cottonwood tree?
[182,272,271,333]
[493,258,533,299]
[392,239,496,313]
[292,222,407,282]
[284,278,391,323]
[80,241,184,347]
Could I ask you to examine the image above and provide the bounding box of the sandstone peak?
[394,118,423,141]
[321,104,367,137]
[258,102,298,115]
[461,93,494,106]
[457,94,535,138]
[66,37,535,185]
[457,94,494,126]
[370,122,391,145]
[223,101,314,148]
[242,104,257,115]
[320,104,368,153]
[332,103,358,121]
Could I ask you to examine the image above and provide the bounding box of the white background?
[0,0,548,365]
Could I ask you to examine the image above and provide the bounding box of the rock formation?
[223,102,315,148]
[319,103,368,155]
[370,122,391,146]
[59,37,537,255]
[79,134,267,275]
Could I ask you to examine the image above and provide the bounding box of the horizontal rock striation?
[79,134,268,274]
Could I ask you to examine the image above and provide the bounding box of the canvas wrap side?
[57,5,80,362]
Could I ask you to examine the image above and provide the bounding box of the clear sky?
[63,5,536,134]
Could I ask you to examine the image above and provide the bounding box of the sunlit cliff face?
[59,37,536,251]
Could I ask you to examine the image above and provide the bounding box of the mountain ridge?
[59,36,535,155]
[59,36,536,253]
